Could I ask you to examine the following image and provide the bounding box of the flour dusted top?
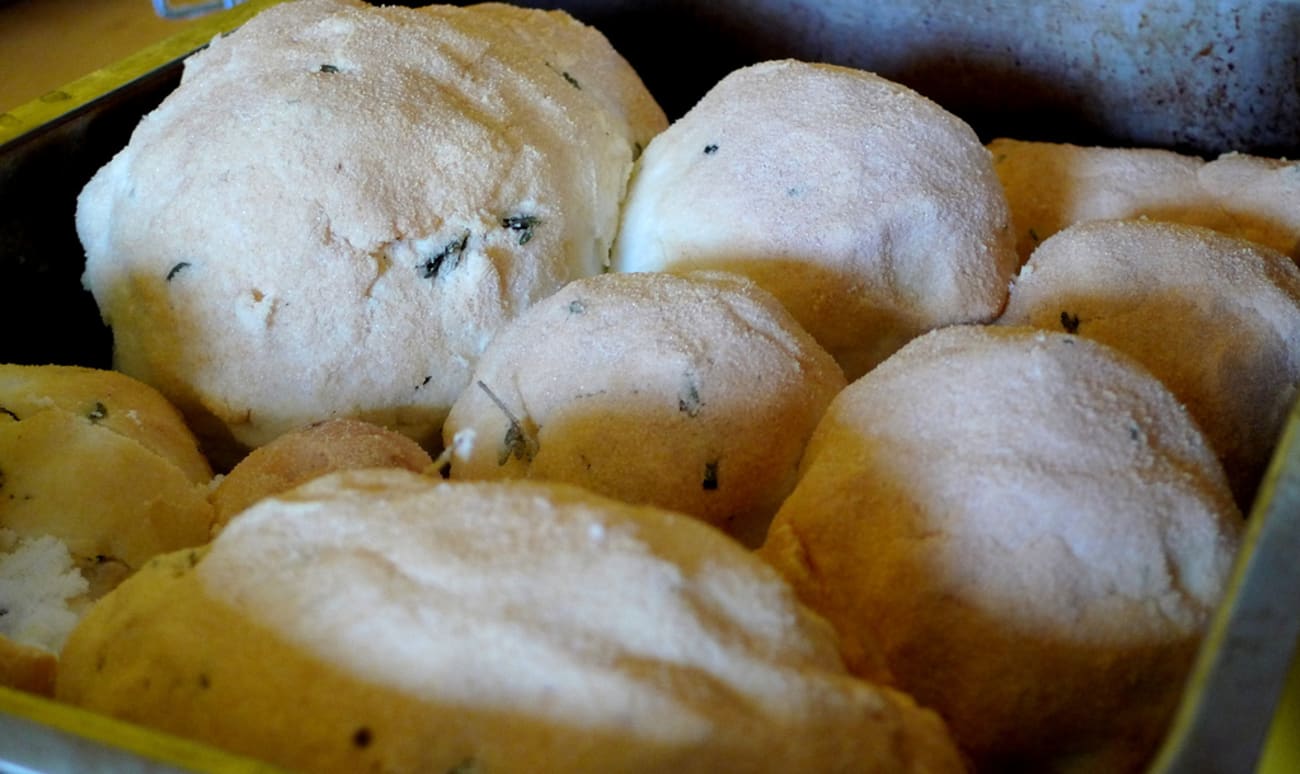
[77,0,666,461]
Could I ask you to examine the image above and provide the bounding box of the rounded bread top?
[77,0,666,452]
[209,417,435,530]
[57,470,964,773]
[444,270,846,539]
[0,364,210,485]
[1000,218,1300,507]
[761,324,1242,767]
[612,59,1018,378]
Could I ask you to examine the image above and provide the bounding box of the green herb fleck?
[0,406,18,421]
[0,608,7,617]
[502,214,540,246]
[702,460,719,491]
[561,71,582,90]
[418,232,470,280]
[352,726,372,749]
[319,64,341,74]
[415,375,433,391]
[1028,227,1042,244]
[477,381,538,465]
[1059,311,1080,334]
[678,373,702,417]
[87,402,108,423]
[703,143,719,155]
[166,262,191,282]
[568,299,586,314]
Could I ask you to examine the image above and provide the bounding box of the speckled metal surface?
[639,0,1300,155]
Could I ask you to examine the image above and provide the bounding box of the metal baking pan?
[1,1,1297,771]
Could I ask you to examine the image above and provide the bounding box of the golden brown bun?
[59,470,964,774]
[0,364,213,574]
[0,634,57,696]
[0,364,210,484]
[443,271,846,545]
[760,325,1242,772]
[210,418,435,531]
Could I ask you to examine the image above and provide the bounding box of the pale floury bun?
[58,470,965,774]
[990,137,1300,262]
[0,364,214,694]
[77,0,667,465]
[443,271,846,545]
[999,218,1300,508]
[612,59,1018,379]
[760,325,1242,773]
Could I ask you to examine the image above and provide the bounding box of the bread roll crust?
[999,218,1300,507]
[78,0,666,461]
[760,325,1242,772]
[59,470,965,773]
[613,59,1017,379]
[444,271,846,543]
[210,418,434,530]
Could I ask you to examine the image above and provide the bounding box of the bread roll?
[999,219,1300,508]
[210,418,435,531]
[0,363,210,485]
[760,325,1242,772]
[58,470,964,773]
[613,59,1018,379]
[990,137,1300,263]
[443,271,846,544]
[0,364,213,577]
[77,0,667,465]
[0,365,214,692]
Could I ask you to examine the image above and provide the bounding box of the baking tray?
[1,1,1297,771]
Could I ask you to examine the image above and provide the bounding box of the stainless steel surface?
[536,0,1300,155]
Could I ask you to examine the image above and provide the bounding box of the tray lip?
[0,683,283,773]
[0,0,286,151]
[1148,392,1300,773]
